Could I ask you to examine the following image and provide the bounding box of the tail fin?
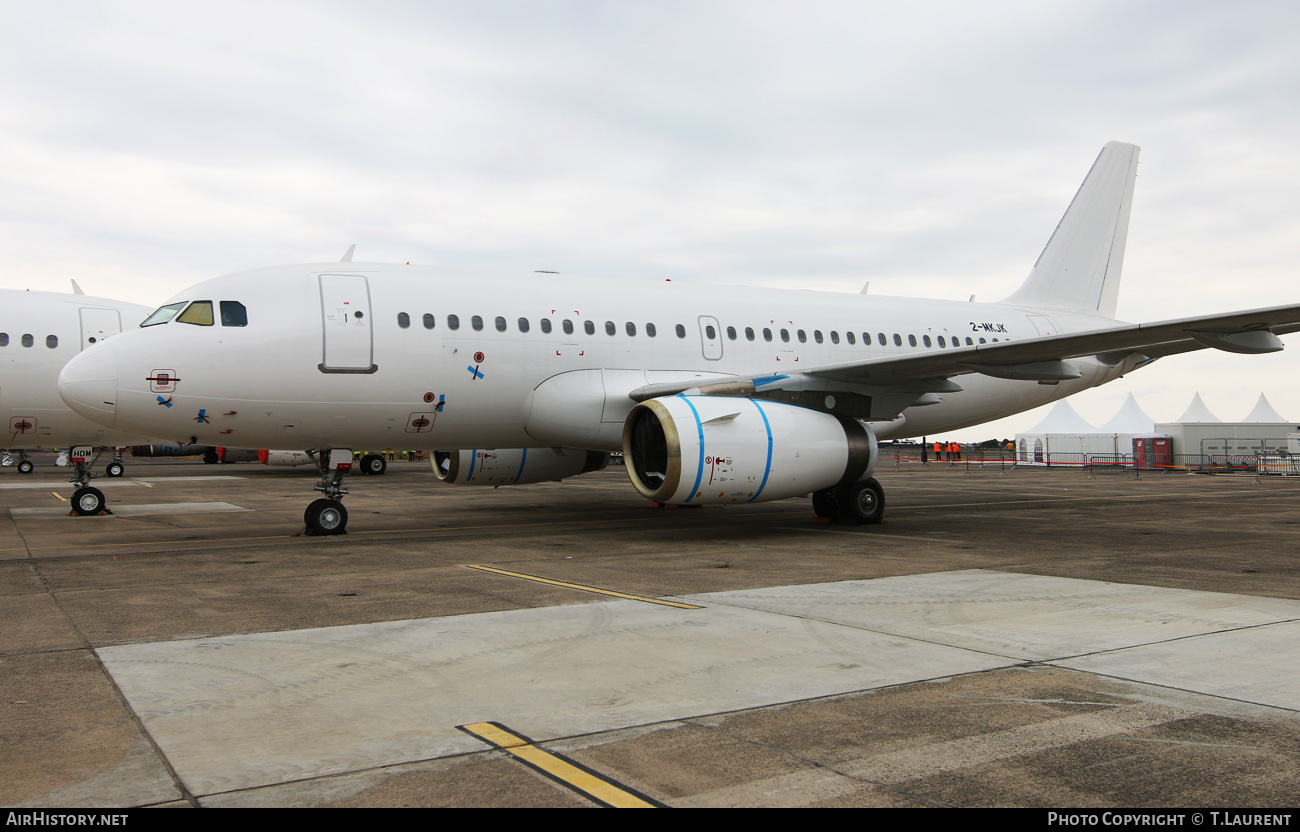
[1001,141,1139,318]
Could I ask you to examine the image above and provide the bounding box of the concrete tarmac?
[2,455,1298,808]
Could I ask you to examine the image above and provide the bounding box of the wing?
[629,303,1300,417]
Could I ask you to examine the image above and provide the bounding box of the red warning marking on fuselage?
[10,418,36,434]
[147,370,179,393]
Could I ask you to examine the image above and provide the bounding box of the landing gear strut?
[305,448,352,535]
[68,445,109,516]
[812,476,885,525]
[105,449,126,478]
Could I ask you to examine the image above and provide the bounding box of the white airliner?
[58,142,1300,535]
[1,285,153,489]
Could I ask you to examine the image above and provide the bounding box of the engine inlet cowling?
[622,396,876,505]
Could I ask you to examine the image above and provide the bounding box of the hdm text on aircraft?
[56,143,1300,534]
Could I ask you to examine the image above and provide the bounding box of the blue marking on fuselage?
[677,394,705,504]
[748,399,773,502]
[513,448,528,484]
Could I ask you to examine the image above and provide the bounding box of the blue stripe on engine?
[513,448,528,484]
[467,449,477,481]
[677,395,705,503]
[748,399,773,502]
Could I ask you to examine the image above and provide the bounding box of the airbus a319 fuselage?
[57,143,1300,534]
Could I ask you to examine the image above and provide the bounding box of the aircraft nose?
[58,344,119,426]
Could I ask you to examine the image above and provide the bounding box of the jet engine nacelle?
[432,447,610,486]
[623,396,877,505]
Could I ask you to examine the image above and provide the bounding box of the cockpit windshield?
[177,301,214,326]
[140,302,187,327]
[141,299,247,328]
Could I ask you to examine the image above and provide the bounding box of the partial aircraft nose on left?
[58,342,119,426]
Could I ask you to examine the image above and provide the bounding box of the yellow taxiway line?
[458,721,662,808]
[466,564,701,609]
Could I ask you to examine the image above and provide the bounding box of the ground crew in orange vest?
[934,440,943,461]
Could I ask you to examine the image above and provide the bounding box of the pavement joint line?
[132,480,155,487]
[0,516,648,553]
[466,564,702,609]
[457,722,664,808]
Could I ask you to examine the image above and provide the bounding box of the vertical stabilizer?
[1001,142,1139,318]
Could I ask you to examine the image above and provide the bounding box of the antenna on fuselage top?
[340,244,356,263]
[70,279,85,295]
[859,281,869,294]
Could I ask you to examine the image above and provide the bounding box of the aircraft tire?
[17,460,34,475]
[305,498,348,536]
[811,487,839,519]
[203,451,219,464]
[835,477,885,525]
[362,454,387,476]
[106,462,125,478]
[72,486,106,516]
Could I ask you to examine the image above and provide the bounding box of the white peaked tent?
[1175,392,1221,423]
[1016,395,1164,464]
[1016,400,1100,463]
[1156,392,1296,458]
[1098,392,1156,434]
[1241,393,1288,423]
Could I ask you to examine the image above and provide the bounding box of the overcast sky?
[3,1,1297,440]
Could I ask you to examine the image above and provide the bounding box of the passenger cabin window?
[397,312,410,329]
[21,334,33,347]
[472,316,484,331]
[605,321,616,336]
[745,327,755,341]
[495,316,507,332]
[923,335,931,347]
[675,324,686,338]
[447,314,460,330]
[846,332,855,345]
[563,319,574,334]
[141,302,187,327]
[893,334,902,346]
[908,334,917,347]
[423,314,435,330]
[829,331,838,344]
[518,317,530,333]
[796,330,806,343]
[177,301,214,326]
[705,324,716,339]
[763,328,772,342]
[540,318,552,333]
[780,329,790,342]
[584,320,595,335]
[220,301,247,327]
[626,322,636,336]
[726,326,737,340]
[46,335,58,348]
[0,333,7,347]
[646,323,656,337]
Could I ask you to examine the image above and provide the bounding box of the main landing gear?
[357,453,387,475]
[812,477,885,525]
[67,445,110,516]
[304,449,353,536]
[15,452,35,475]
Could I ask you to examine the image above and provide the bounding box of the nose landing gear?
[305,449,352,535]
[68,445,112,516]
